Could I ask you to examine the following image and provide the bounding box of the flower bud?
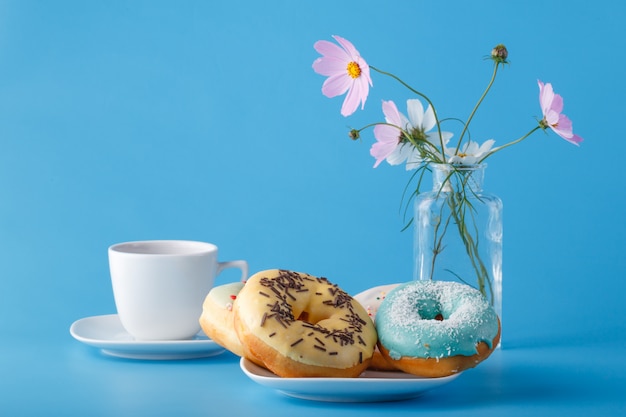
[490,44,508,63]
[348,129,360,140]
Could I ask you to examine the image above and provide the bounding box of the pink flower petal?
[537,80,552,115]
[550,92,564,114]
[552,114,583,145]
[332,35,359,59]
[381,100,402,125]
[341,78,363,116]
[565,134,584,145]
[321,73,351,98]
[313,55,350,76]
[313,40,350,61]
[371,140,399,167]
[544,108,560,127]
[371,125,401,167]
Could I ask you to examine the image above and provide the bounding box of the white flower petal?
[386,142,412,165]
[405,148,423,171]
[464,141,479,155]
[477,139,495,156]
[406,99,425,129]
[399,112,411,131]
[426,131,453,147]
[422,104,436,132]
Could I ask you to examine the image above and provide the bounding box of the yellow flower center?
[458,152,468,158]
[346,61,362,79]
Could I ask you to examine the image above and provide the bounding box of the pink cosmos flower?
[313,35,372,117]
[370,100,403,167]
[538,80,583,145]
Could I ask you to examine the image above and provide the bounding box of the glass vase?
[413,163,503,341]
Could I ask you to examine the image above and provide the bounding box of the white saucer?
[70,314,225,360]
[240,358,461,402]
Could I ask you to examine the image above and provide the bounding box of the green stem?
[451,192,493,301]
[357,122,386,132]
[427,168,494,302]
[430,202,453,280]
[478,125,542,163]
[455,62,500,154]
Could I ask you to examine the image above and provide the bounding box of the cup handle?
[216,260,249,283]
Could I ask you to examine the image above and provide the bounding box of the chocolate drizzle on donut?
[255,269,372,358]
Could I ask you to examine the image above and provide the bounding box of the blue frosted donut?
[375,280,500,377]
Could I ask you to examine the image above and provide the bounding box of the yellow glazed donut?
[199,282,245,357]
[353,283,400,371]
[233,269,377,378]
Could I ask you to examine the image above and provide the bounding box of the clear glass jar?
[414,163,503,335]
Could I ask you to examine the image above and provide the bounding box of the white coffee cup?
[108,240,248,340]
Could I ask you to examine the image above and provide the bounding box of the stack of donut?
[199,269,500,378]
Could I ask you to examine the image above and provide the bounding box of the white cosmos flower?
[446,139,496,165]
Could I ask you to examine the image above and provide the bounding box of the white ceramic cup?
[108,240,248,340]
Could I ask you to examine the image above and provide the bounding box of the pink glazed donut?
[353,283,401,371]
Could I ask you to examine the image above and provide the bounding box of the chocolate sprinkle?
[253,270,373,361]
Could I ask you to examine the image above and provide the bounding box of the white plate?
[70,314,225,360]
[239,357,461,402]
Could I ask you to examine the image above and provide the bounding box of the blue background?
[1,0,624,415]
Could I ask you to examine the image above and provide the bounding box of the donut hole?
[297,311,311,324]
[296,309,333,326]
[415,298,446,321]
[296,301,338,326]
